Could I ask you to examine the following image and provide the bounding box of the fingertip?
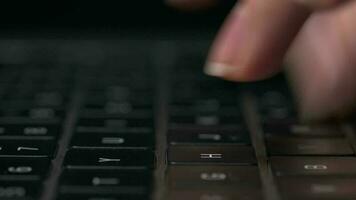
[206,0,310,82]
[204,61,283,82]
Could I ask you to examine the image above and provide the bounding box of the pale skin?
[167,0,356,120]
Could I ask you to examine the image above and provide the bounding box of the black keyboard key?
[80,108,153,118]
[0,157,50,178]
[76,126,153,135]
[266,137,354,156]
[271,157,356,176]
[58,193,150,200]
[0,107,64,119]
[0,180,42,199]
[27,107,64,119]
[170,104,238,115]
[171,91,239,105]
[60,169,152,187]
[170,114,241,126]
[169,124,244,134]
[258,91,294,119]
[168,145,256,165]
[168,189,263,200]
[64,149,154,169]
[0,138,56,157]
[34,91,64,107]
[85,96,153,108]
[77,118,153,128]
[168,127,250,145]
[71,132,154,148]
[277,177,356,199]
[167,166,261,188]
[0,119,61,137]
[264,120,343,137]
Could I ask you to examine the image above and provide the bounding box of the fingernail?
[204,62,237,77]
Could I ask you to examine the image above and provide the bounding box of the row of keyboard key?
[0,64,74,199]
[256,87,356,200]
[166,54,263,200]
[58,65,156,200]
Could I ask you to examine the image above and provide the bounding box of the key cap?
[58,186,149,198]
[168,127,250,145]
[0,157,50,178]
[258,91,295,119]
[27,107,64,119]
[77,118,153,128]
[259,90,291,108]
[168,145,256,165]
[0,107,64,119]
[0,118,61,137]
[71,132,154,148]
[64,149,154,169]
[167,166,261,188]
[170,103,236,115]
[59,168,151,198]
[87,90,153,103]
[76,126,153,135]
[172,96,238,108]
[80,107,152,118]
[170,114,241,126]
[266,137,354,156]
[264,120,343,137]
[34,91,64,107]
[0,138,56,157]
[277,177,356,199]
[169,124,244,135]
[57,193,150,200]
[168,189,263,200]
[60,169,152,187]
[271,157,356,176]
[85,96,152,108]
[0,180,42,199]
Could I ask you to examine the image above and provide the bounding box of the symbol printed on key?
[92,177,120,186]
[198,134,221,141]
[101,137,125,145]
[8,166,33,174]
[17,147,39,151]
[304,164,328,170]
[200,172,227,181]
[98,157,121,163]
[200,153,223,159]
[24,127,48,135]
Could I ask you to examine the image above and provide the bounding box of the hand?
[167,0,356,120]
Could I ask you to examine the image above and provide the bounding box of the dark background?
[0,1,235,33]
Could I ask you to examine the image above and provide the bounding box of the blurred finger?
[205,0,310,81]
[293,0,348,10]
[286,1,356,120]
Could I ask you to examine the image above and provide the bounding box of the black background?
[0,1,235,32]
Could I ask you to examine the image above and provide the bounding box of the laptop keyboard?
[0,47,355,200]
